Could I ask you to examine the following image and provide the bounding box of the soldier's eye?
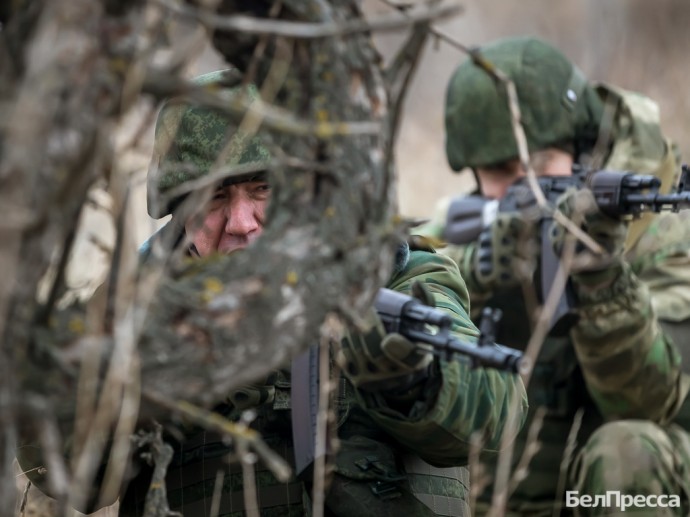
[212,189,228,200]
[256,183,271,192]
[252,183,272,198]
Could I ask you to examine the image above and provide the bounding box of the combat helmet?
[147,69,271,218]
[444,36,604,171]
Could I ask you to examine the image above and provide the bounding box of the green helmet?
[444,36,604,171]
[147,69,271,218]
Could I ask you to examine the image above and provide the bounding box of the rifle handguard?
[374,289,526,374]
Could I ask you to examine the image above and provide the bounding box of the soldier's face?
[476,166,524,200]
[186,180,271,256]
[476,153,573,199]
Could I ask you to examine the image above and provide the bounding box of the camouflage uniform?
[421,37,690,515]
[17,70,528,516]
[109,241,527,517]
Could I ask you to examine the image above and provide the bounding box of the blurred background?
[367,0,690,217]
[102,0,690,243]
[15,0,690,514]
[74,0,687,300]
[121,0,690,237]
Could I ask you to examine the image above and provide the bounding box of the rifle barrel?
[622,192,690,213]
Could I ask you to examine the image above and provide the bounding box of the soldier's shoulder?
[631,211,690,257]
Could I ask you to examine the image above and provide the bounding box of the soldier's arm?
[354,250,528,467]
[436,243,494,321]
[571,212,690,424]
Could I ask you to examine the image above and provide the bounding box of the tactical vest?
[119,370,470,516]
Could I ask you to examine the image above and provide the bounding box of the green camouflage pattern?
[353,250,528,465]
[570,262,688,424]
[444,37,603,171]
[599,84,668,177]
[628,210,690,323]
[571,420,690,516]
[148,70,271,218]
[601,83,682,253]
[416,79,690,514]
[441,197,690,517]
[112,248,527,517]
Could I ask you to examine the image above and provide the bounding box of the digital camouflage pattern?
[598,83,681,252]
[148,69,271,218]
[572,420,690,516]
[110,246,527,517]
[444,37,603,171]
[430,208,690,516]
[355,249,527,464]
[416,39,690,515]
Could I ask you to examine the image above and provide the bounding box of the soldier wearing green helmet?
[17,69,528,516]
[147,70,272,221]
[417,37,690,515]
[444,37,603,174]
[136,70,528,517]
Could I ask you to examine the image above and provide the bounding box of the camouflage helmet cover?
[444,36,604,171]
[147,70,271,218]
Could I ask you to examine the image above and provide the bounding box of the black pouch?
[325,436,437,517]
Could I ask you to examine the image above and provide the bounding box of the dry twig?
[156,0,461,39]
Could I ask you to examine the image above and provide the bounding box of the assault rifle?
[373,288,524,372]
[444,165,690,333]
[291,287,526,475]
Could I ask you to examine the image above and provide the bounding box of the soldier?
[18,70,527,516]
[418,36,690,516]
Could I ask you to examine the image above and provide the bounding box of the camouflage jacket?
[422,85,690,514]
[122,245,527,517]
[439,209,690,515]
[17,242,527,517]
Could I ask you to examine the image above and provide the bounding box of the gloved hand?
[338,285,435,393]
[549,187,629,283]
[460,212,538,294]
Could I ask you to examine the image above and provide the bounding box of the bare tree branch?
[156,0,461,39]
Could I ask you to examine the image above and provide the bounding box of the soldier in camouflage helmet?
[17,70,528,516]
[417,37,690,515]
[139,71,529,517]
[145,69,273,256]
[148,74,270,208]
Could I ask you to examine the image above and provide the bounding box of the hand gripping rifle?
[373,288,524,372]
[291,287,526,475]
[444,165,690,333]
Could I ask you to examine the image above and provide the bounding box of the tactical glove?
[338,289,434,393]
[550,188,629,284]
[460,212,538,295]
